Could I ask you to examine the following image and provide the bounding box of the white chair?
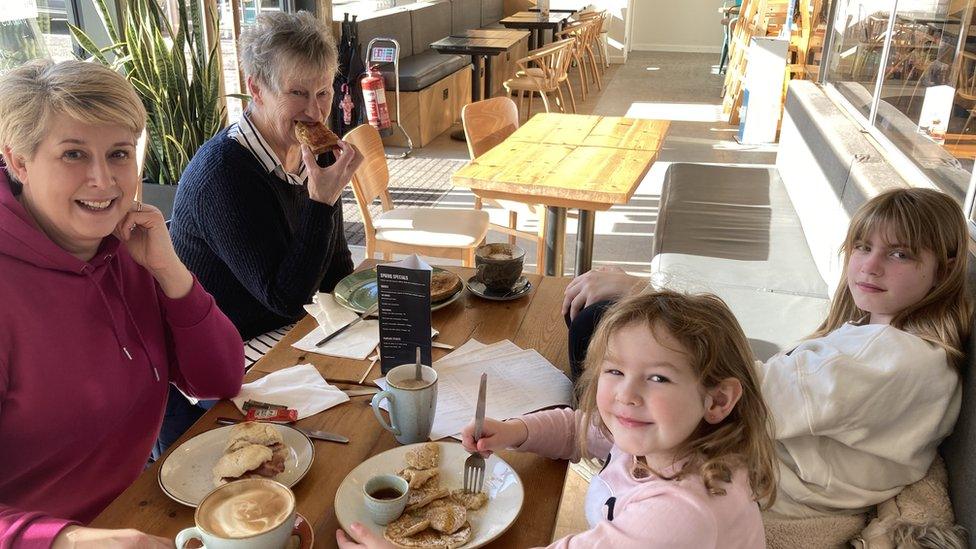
[343,124,489,266]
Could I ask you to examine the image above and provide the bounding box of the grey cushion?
[653,163,829,298]
[451,0,481,35]
[941,262,976,548]
[481,0,503,27]
[378,50,469,92]
[410,1,453,56]
[356,9,413,60]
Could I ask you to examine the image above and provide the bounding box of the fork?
[463,373,488,494]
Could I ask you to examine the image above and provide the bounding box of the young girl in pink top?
[338,290,776,549]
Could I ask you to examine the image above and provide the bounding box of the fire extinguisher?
[361,65,394,137]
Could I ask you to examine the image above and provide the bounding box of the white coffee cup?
[175,478,296,549]
[372,363,438,444]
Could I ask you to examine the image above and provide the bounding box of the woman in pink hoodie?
[0,60,244,548]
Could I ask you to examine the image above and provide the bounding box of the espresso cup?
[175,478,296,549]
[363,474,410,525]
[371,363,438,445]
[475,243,525,292]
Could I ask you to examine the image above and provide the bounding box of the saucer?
[467,276,532,301]
[182,512,313,548]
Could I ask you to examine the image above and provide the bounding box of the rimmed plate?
[466,276,533,301]
[334,268,464,314]
[158,424,315,507]
[335,442,524,548]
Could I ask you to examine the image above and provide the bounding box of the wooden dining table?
[452,112,670,276]
[91,261,574,548]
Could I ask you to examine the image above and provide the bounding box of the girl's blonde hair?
[0,59,146,162]
[811,188,972,368]
[576,290,777,508]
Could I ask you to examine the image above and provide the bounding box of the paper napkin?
[231,364,349,420]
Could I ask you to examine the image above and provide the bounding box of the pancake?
[449,489,488,510]
[385,522,472,549]
[430,271,461,303]
[426,502,467,534]
[398,467,440,489]
[405,443,440,470]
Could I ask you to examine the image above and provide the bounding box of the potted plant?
[70,0,225,217]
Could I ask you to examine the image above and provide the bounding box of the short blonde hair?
[577,290,778,508]
[239,11,338,92]
[811,188,972,368]
[0,59,146,162]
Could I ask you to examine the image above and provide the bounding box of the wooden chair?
[578,16,604,90]
[503,38,576,121]
[461,97,546,272]
[555,21,588,104]
[577,9,609,75]
[343,124,489,266]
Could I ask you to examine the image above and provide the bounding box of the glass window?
[823,0,976,203]
[216,0,287,122]
[1,0,75,70]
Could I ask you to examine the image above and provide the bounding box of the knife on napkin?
[216,417,349,444]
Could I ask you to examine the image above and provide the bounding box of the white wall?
[631,0,725,53]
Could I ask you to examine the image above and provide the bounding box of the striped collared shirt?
[227,110,308,187]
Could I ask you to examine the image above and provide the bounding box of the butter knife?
[314,303,379,347]
[216,417,349,444]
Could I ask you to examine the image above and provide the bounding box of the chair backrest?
[342,124,394,235]
[516,38,575,91]
[556,21,586,53]
[958,51,976,101]
[461,97,520,159]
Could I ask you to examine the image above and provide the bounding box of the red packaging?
[244,408,298,423]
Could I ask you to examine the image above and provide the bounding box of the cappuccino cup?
[475,243,525,292]
[175,478,296,549]
[372,363,438,445]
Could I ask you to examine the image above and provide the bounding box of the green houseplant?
[70,0,225,187]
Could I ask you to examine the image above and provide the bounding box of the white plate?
[158,424,315,507]
[335,442,524,548]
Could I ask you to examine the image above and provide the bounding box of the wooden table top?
[431,33,528,55]
[453,28,531,40]
[501,11,570,27]
[91,261,573,548]
[452,113,670,211]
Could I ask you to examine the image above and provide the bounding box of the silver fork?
[463,372,488,493]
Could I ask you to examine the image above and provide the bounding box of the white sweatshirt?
[757,322,960,517]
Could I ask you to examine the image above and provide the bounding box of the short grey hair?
[239,11,338,92]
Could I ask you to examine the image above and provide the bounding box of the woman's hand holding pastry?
[114,201,193,299]
[304,140,364,206]
[460,417,528,457]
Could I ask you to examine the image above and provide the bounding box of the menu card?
[377,255,433,374]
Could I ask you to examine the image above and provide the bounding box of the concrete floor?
[348,51,777,274]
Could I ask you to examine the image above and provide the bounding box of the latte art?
[201,487,292,538]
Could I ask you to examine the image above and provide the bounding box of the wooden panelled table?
[431,29,530,103]
[91,261,572,548]
[500,11,574,50]
[452,113,670,276]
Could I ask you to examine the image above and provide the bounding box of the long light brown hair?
[576,290,777,508]
[810,188,972,369]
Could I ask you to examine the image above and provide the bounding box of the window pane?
[217,0,243,122]
[824,0,896,119]
[869,1,973,201]
[1,0,73,70]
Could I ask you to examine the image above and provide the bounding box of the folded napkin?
[231,364,349,420]
[292,293,379,360]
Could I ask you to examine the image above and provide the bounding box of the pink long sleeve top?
[515,408,766,549]
[0,169,244,548]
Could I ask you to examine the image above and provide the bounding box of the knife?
[216,417,349,444]
[314,303,379,347]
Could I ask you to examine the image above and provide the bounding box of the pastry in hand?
[294,121,340,155]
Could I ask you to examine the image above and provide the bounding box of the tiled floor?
[341,50,779,541]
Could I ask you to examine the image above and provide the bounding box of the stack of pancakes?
[430,271,462,304]
[384,444,488,548]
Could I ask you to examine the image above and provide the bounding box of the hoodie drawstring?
[82,262,161,382]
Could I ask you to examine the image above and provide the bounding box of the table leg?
[471,55,483,102]
[484,55,493,99]
[544,206,566,276]
[575,209,595,275]
[452,55,483,141]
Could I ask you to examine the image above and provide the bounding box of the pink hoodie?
[517,409,766,549]
[0,168,244,548]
